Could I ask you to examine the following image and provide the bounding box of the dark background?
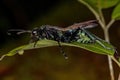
[0,0,120,80]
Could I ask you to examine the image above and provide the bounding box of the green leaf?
[0,39,115,61]
[78,0,119,19]
[112,3,120,20]
[93,0,119,9]
[78,0,99,16]
[78,0,119,9]
[78,0,118,21]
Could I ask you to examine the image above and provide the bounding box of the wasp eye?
[32,31,38,35]
[33,31,37,33]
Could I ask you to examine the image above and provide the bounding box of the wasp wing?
[62,20,98,31]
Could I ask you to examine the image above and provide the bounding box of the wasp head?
[31,26,48,42]
[31,28,39,36]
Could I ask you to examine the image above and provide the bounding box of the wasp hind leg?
[95,40,113,50]
[57,41,68,60]
[81,29,114,50]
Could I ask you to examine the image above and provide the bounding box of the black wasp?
[8,20,114,59]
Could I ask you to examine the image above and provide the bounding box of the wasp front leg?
[29,34,40,47]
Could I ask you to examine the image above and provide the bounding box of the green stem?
[78,1,120,80]
[97,9,114,78]
[108,56,115,80]
[111,56,120,67]
[118,74,120,80]
[103,28,109,42]
[97,7,115,80]
[106,19,115,29]
[103,23,115,80]
[98,8,106,26]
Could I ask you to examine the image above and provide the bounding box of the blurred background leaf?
[112,3,120,20]
[78,0,119,14]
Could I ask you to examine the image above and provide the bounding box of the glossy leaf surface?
[0,39,115,61]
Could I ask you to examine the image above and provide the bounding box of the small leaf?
[112,3,120,20]
[78,0,119,9]
[78,0,119,19]
[0,39,115,61]
[93,0,119,9]
[78,0,99,14]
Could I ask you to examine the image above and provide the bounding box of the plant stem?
[108,56,115,80]
[111,56,120,67]
[103,28,109,42]
[98,8,106,26]
[98,10,115,80]
[118,74,120,80]
[106,19,115,29]
[78,1,120,80]
[97,9,115,80]
[103,23,115,80]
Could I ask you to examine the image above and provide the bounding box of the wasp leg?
[57,40,68,59]
[90,34,116,49]
[29,39,39,47]
[95,40,112,49]
[44,30,50,39]
[81,28,96,40]
[29,36,39,48]
[45,30,54,40]
[81,28,114,50]
[33,40,38,47]
[69,29,80,42]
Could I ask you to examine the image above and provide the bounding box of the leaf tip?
[0,55,6,61]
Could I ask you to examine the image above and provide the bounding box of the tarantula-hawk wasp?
[8,20,116,59]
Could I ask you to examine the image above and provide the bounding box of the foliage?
[0,0,119,64]
[78,0,120,80]
[1,0,120,80]
[0,39,115,61]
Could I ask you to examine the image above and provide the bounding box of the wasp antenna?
[7,32,12,35]
[17,30,31,35]
[8,29,26,32]
[7,29,31,35]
